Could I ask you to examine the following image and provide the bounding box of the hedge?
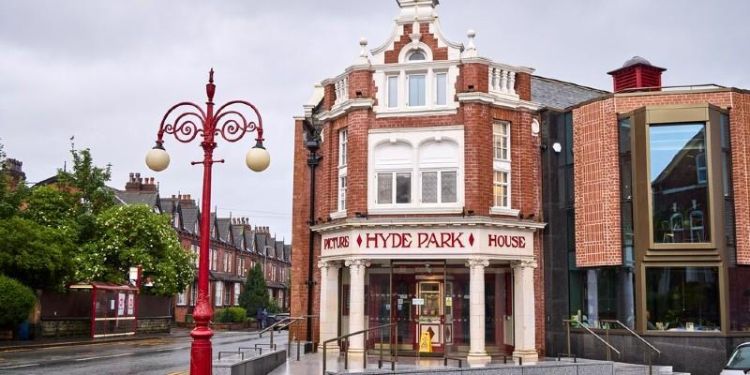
[0,275,35,328]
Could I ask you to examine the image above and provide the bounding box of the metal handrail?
[322,322,398,375]
[258,315,317,360]
[563,319,621,360]
[600,319,660,355]
[601,319,660,375]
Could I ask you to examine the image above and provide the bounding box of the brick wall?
[730,93,750,265]
[572,98,622,267]
[384,23,448,64]
[457,63,489,93]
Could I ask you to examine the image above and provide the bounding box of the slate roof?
[244,230,256,253]
[531,75,609,111]
[114,190,160,209]
[182,207,200,235]
[216,218,231,243]
[231,224,244,249]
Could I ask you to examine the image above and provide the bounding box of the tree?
[56,148,114,215]
[0,275,35,329]
[239,264,271,317]
[73,204,195,296]
[0,142,27,219]
[0,217,75,290]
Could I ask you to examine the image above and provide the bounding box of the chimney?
[607,56,666,93]
[125,172,141,191]
[142,177,157,192]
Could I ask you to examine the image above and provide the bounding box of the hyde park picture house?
[290,0,750,373]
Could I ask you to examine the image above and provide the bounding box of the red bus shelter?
[69,282,138,338]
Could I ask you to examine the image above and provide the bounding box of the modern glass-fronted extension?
[540,77,750,375]
[313,220,544,366]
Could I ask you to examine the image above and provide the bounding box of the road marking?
[75,352,132,361]
[0,363,39,369]
[167,371,188,375]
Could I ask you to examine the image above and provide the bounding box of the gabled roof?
[182,207,200,235]
[231,224,244,249]
[216,218,231,243]
[113,190,160,210]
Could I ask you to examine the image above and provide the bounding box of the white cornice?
[317,98,376,122]
[374,107,457,118]
[457,92,541,111]
[311,216,547,233]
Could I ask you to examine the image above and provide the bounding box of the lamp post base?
[190,325,214,375]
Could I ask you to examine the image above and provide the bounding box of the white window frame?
[434,71,448,106]
[407,73,427,107]
[420,169,458,204]
[387,75,399,108]
[491,121,519,216]
[368,127,464,214]
[233,283,241,306]
[334,129,348,216]
[214,282,223,307]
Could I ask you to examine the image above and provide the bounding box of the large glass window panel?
[649,123,710,243]
[408,74,426,107]
[436,73,447,105]
[396,173,411,203]
[377,173,393,204]
[441,171,457,203]
[646,267,720,331]
[422,172,438,203]
[388,76,398,108]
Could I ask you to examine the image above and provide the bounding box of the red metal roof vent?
[607,56,666,93]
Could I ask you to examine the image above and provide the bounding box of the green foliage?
[0,143,27,220]
[0,275,36,328]
[0,217,75,290]
[267,298,282,314]
[73,204,195,296]
[213,307,247,323]
[56,148,114,215]
[238,264,271,316]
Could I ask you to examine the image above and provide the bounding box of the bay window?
[369,128,463,212]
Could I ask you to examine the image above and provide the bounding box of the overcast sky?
[1,0,748,239]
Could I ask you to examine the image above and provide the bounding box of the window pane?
[646,267,720,331]
[339,175,347,211]
[388,76,398,108]
[378,173,393,204]
[339,130,347,166]
[493,123,509,160]
[409,50,426,61]
[422,172,438,203]
[649,123,710,243]
[396,173,411,203]
[494,171,508,207]
[409,75,425,106]
[441,171,457,203]
[436,73,447,105]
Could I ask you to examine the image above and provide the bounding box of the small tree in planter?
[0,275,35,338]
[238,264,270,326]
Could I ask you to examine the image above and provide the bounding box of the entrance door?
[417,281,444,353]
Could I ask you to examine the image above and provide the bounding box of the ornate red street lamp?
[145,69,270,375]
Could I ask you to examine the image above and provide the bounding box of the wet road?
[0,330,288,375]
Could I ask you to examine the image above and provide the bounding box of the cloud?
[1,0,748,239]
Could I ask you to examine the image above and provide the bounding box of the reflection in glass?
[646,267,720,331]
[649,123,710,243]
[396,173,411,203]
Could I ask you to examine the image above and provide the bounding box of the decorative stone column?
[466,257,491,367]
[345,258,370,363]
[318,260,341,352]
[512,260,538,362]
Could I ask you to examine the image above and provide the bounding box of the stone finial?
[356,37,370,65]
[463,29,478,58]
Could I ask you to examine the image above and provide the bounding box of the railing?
[563,319,621,361]
[321,322,397,375]
[258,315,317,361]
[488,65,517,96]
[601,319,660,375]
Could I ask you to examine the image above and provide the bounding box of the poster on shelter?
[117,293,125,315]
[127,293,134,315]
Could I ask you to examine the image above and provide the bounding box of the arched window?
[408,50,426,61]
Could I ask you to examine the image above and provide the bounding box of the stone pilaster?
[466,257,491,367]
[318,260,341,352]
[512,260,538,362]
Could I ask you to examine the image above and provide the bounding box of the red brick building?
[540,57,750,374]
[116,173,291,324]
[291,0,545,367]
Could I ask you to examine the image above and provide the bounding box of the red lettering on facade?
[487,234,526,249]
[323,236,350,250]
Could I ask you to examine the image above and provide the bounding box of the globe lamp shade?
[145,146,170,172]
[246,145,270,172]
